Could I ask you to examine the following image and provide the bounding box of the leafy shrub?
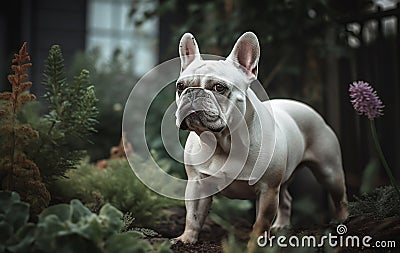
[68,49,136,161]
[51,158,182,226]
[1,43,98,215]
[68,49,187,179]
[0,191,172,253]
[27,45,98,183]
[0,43,50,215]
[348,185,400,219]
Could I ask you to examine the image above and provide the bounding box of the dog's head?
[175,32,260,134]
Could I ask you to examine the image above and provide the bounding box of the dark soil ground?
[147,207,231,252]
[144,207,400,253]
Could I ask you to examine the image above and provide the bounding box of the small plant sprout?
[349,81,400,196]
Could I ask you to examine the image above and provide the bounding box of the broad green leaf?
[14,223,35,240]
[39,204,71,223]
[54,233,102,253]
[70,199,92,223]
[35,215,67,251]
[7,226,35,253]
[0,191,20,213]
[77,216,103,242]
[0,221,12,243]
[5,203,29,232]
[99,204,123,232]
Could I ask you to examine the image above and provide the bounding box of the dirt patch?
[170,241,222,253]
[145,207,400,252]
[148,207,227,252]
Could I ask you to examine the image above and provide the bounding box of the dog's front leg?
[172,179,213,244]
[250,184,280,241]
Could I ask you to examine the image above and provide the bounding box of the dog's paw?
[170,235,197,245]
[271,223,290,231]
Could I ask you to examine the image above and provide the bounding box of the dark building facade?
[0,0,87,94]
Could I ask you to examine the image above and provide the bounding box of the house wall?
[0,0,87,95]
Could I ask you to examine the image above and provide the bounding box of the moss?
[348,185,400,219]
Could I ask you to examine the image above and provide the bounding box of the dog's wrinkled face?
[175,32,260,134]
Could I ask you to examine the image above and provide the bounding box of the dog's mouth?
[176,88,227,133]
[179,111,225,133]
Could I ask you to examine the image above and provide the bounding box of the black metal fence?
[334,4,400,194]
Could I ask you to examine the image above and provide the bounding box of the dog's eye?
[213,83,226,93]
[176,82,185,91]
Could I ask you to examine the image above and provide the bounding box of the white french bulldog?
[173,32,348,244]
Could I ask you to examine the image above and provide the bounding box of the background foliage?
[26,45,98,183]
[135,0,373,105]
[0,43,98,215]
[68,48,188,177]
[67,48,137,161]
[51,157,182,227]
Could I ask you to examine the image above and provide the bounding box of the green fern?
[42,45,98,139]
[29,45,98,182]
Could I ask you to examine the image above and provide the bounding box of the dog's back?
[267,99,341,166]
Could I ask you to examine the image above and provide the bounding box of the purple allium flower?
[349,81,384,119]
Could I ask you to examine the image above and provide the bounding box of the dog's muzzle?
[176,88,225,132]
[179,110,221,130]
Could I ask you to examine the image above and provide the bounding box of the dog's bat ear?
[227,32,260,79]
[179,33,201,72]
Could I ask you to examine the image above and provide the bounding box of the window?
[87,0,158,75]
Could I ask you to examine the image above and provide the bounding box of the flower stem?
[369,120,400,196]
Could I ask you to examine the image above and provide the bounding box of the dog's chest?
[194,150,261,181]
[219,179,257,199]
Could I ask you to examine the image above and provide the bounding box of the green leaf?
[35,215,67,251]
[14,223,35,241]
[54,233,102,253]
[0,192,21,214]
[104,233,151,253]
[7,224,35,253]
[70,199,92,223]
[39,204,71,223]
[99,204,123,232]
[0,221,12,243]
[77,216,103,242]
[40,215,68,235]
[4,202,29,232]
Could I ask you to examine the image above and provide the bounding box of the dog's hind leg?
[271,183,292,230]
[308,161,349,221]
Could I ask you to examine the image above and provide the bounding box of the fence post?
[325,27,340,135]
[395,3,400,178]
